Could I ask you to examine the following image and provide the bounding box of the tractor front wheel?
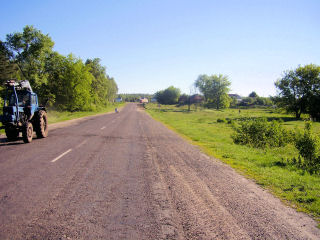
[35,110,48,138]
[22,122,33,143]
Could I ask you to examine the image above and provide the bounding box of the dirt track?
[0,103,319,239]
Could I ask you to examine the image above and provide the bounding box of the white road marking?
[51,149,72,163]
[100,126,106,130]
[75,140,87,149]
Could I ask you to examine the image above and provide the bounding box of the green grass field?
[0,102,126,134]
[145,103,320,224]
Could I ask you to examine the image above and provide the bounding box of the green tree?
[45,54,93,111]
[195,74,231,109]
[248,91,258,98]
[1,25,118,112]
[275,64,320,119]
[0,41,21,83]
[0,42,19,105]
[43,51,67,106]
[3,25,54,99]
[85,58,117,106]
[62,55,93,111]
[155,86,181,104]
[106,77,118,102]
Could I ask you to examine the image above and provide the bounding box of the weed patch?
[287,122,320,174]
[231,118,293,148]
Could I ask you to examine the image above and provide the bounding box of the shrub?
[232,118,293,148]
[291,122,320,174]
[226,118,234,124]
[217,118,227,123]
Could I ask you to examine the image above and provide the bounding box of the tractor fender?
[38,106,47,112]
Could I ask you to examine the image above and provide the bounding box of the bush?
[290,122,320,174]
[232,118,293,148]
[155,86,181,104]
[217,118,227,123]
[226,118,234,124]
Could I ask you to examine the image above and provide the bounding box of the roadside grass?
[145,103,320,223]
[47,103,125,124]
[0,103,126,134]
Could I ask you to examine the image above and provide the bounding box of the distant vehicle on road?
[114,97,122,102]
[139,97,148,103]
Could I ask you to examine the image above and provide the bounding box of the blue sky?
[1,0,319,96]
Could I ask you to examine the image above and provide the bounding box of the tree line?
[154,64,320,120]
[0,25,118,111]
[119,93,153,102]
[155,76,272,109]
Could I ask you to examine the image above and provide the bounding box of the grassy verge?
[0,102,126,134]
[145,103,320,224]
[47,103,125,124]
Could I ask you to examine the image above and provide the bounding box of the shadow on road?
[0,137,24,146]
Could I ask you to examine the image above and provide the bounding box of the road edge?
[0,105,126,138]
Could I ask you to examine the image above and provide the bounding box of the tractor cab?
[9,90,31,107]
[2,81,36,125]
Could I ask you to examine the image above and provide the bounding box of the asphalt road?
[0,103,319,239]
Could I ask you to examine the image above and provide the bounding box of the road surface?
[0,103,319,239]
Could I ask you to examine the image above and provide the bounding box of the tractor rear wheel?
[35,110,48,138]
[22,122,33,143]
[5,128,19,141]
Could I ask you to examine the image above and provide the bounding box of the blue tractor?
[0,79,48,143]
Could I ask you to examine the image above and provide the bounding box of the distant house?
[178,94,204,105]
[139,97,149,103]
[178,95,189,104]
[190,94,204,104]
[228,94,242,102]
[151,98,157,103]
[115,97,122,102]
